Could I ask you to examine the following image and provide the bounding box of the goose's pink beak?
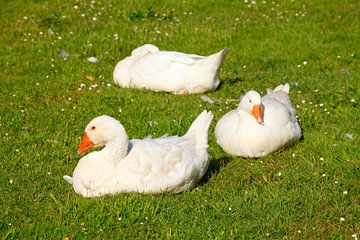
[252,104,263,124]
[78,132,95,155]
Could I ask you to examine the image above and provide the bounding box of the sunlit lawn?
[0,0,359,239]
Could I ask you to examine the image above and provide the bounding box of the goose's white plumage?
[215,83,301,158]
[65,110,213,197]
[113,44,229,94]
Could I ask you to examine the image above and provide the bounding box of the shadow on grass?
[197,156,232,187]
[217,76,244,90]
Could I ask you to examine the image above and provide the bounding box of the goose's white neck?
[101,138,129,163]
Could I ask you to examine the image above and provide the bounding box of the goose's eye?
[91,126,96,130]
[249,99,252,103]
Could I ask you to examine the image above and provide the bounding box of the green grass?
[1,0,359,239]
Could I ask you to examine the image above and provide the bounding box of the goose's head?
[78,115,128,155]
[238,90,263,124]
[131,44,159,58]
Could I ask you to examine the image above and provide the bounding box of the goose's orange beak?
[251,104,263,124]
[78,132,95,155]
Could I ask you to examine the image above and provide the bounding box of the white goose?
[64,110,213,197]
[215,83,301,158]
[113,44,229,94]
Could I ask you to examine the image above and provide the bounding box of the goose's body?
[66,110,213,197]
[113,44,229,94]
[215,83,301,158]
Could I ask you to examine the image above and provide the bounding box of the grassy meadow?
[0,0,359,239]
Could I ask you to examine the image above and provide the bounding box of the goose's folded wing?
[127,139,187,175]
[125,139,191,190]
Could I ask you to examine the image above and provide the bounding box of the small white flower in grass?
[36,82,40,86]
[92,16,97,21]
[228,207,232,211]
[13,94,16,97]
[319,103,324,107]
[81,13,85,17]
[340,217,345,222]
[320,157,324,161]
[343,190,348,195]
[47,28,54,35]
[87,57,97,63]
[352,234,358,239]
[15,149,19,152]
[80,83,86,88]
[265,233,270,236]
[9,179,13,184]
[107,83,111,87]
[297,64,301,68]
[243,65,247,68]
[275,171,281,177]
[321,173,326,177]
[61,108,64,112]
[118,217,122,220]
[337,55,341,59]
[301,100,305,104]
[47,172,51,175]
[145,216,149,220]
[74,5,79,9]
[292,153,296,157]
[20,109,25,113]
[335,181,338,184]
[46,75,49,79]
[73,106,77,109]
[57,36,62,40]
[140,222,144,225]
[350,98,355,103]
[297,230,301,234]
[303,61,307,65]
